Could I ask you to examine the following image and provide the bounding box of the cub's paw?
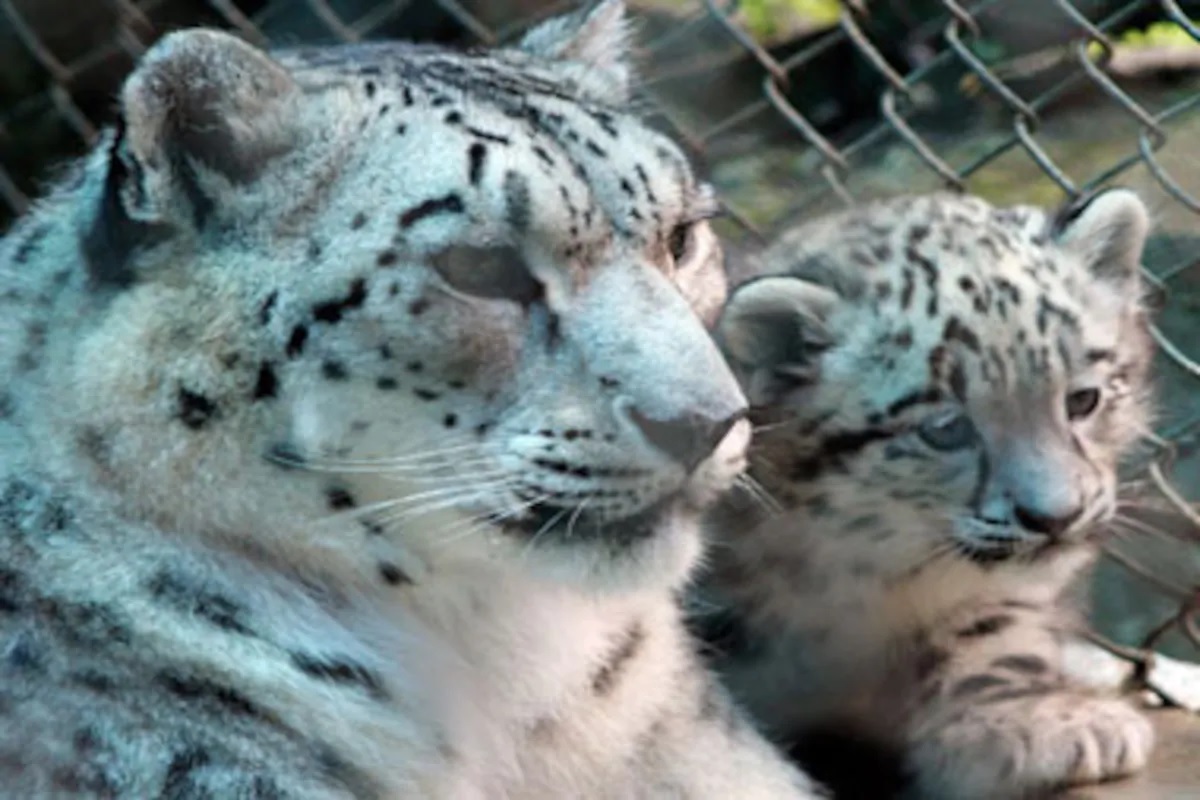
[906,692,1153,800]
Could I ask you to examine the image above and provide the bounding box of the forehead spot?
[942,317,981,354]
[467,143,487,186]
[398,194,465,230]
[503,171,532,233]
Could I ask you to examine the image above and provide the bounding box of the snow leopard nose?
[629,409,745,472]
[1013,504,1083,538]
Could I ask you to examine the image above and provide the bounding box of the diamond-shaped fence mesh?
[0,0,1196,669]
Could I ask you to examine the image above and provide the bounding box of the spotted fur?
[698,191,1156,799]
[0,3,822,796]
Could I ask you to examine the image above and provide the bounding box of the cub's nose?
[1013,504,1083,538]
[629,409,746,472]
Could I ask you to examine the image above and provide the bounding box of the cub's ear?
[115,29,299,226]
[716,275,840,402]
[1050,188,1150,288]
[518,0,632,102]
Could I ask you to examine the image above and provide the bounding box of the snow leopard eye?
[1065,387,1101,421]
[430,244,543,305]
[667,222,695,264]
[916,410,977,452]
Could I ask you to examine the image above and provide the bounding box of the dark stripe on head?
[789,427,896,480]
[913,644,950,681]
[907,247,939,311]
[1035,295,1079,335]
[943,317,981,353]
[995,277,1022,306]
[158,670,262,718]
[976,683,1056,705]
[31,597,131,648]
[465,126,510,145]
[160,746,212,798]
[316,744,383,800]
[985,346,1008,389]
[312,278,367,324]
[177,388,219,430]
[955,613,1012,638]
[82,122,169,287]
[899,269,915,309]
[174,155,215,229]
[252,362,278,400]
[11,222,52,265]
[503,170,532,233]
[885,388,941,418]
[147,569,253,636]
[467,142,487,186]
[398,193,465,229]
[290,652,388,699]
[948,363,968,402]
[0,567,26,612]
[1055,336,1073,371]
[950,673,1008,698]
[991,654,1049,675]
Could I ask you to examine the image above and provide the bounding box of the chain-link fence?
[1,0,1197,670]
[675,0,1200,672]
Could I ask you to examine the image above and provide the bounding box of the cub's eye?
[916,411,977,452]
[430,244,542,305]
[667,223,695,264]
[1066,388,1101,420]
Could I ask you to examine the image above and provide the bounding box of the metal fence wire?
[0,0,1197,671]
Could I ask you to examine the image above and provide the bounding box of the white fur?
[0,5,823,797]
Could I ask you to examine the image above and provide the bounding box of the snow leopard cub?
[698,190,1157,799]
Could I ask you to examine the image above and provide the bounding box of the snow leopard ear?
[84,29,300,285]
[1050,188,1149,288]
[518,0,632,102]
[717,275,840,399]
[114,29,299,227]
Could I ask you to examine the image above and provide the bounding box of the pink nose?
[629,409,745,472]
[1014,504,1083,537]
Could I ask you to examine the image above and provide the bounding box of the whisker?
[521,505,573,561]
[907,542,955,573]
[476,494,534,522]
[268,442,484,470]
[370,484,515,528]
[1105,525,1138,546]
[391,493,548,553]
[564,500,590,542]
[1109,514,1187,546]
[901,540,957,576]
[426,518,491,551]
[330,480,511,530]
[751,419,793,435]
[289,456,498,477]
[314,442,482,464]
[366,482,512,523]
[735,474,784,516]
[319,478,512,525]
[1100,542,1194,599]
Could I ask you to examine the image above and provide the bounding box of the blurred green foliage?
[738,0,841,41]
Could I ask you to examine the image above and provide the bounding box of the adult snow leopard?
[700,190,1156,799]
[0,2,822,797]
